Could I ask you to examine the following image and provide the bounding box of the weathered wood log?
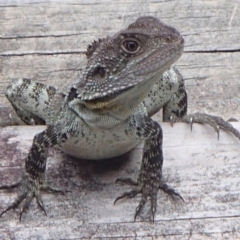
[0,122,240,238]
[0,0,240,125]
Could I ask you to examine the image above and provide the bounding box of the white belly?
[57,122,140,160]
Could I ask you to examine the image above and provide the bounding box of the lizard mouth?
[80,87,133,109]
[80,53,182,110]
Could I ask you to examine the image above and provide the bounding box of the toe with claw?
[114,177,183,222]
[170,113,240,140]
[0,174,63,221]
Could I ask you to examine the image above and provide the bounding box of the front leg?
[115,115,183,221]
[5,78,65,125]
[157,72,240,140]
[0,119,77,220]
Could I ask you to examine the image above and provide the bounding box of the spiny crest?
[86,38,103,58]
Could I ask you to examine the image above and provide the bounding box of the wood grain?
[0,123,240,239]
[0,0,240,124]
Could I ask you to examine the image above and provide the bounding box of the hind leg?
[5,79,64,125]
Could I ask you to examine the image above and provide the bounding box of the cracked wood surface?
[0,123,240,239]
[0,0,240,125]
[0,0,240,239]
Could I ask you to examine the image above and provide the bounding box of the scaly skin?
[1,16,240,222]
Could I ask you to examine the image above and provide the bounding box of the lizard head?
[75,16,184,109]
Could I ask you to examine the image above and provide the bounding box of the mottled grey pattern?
[1,16,240,222]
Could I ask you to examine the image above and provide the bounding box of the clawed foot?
[114,177,183,222]
[0,175,64,221]
[170,112,240,140]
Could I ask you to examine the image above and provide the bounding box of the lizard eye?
[121,38,141,54]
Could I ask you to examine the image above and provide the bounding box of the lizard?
[1,16,240,222]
